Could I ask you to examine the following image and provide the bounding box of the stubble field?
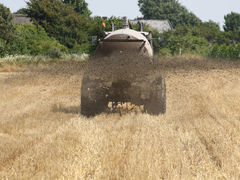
[0,59,240,179]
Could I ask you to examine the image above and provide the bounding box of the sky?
[1,0,240,28]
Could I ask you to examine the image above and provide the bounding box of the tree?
[0,3,15,44]
[62,0,91,16]
[223,12,240,44]
[27,0,91,52]
[138,0,201,27]
[9,24,66,56]
[0,3,15,57]
[224,12,240,32]
[156,25,210,56]
[14,8,28,14]
[195,21,226,44]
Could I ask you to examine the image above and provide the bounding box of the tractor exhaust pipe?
[122,16,129,29]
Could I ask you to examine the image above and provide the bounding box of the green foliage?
[152,20,240,57]
[86,16,124,53]
[9,24,66,56]
[147,28,162,53]
[168,34,209,56]
[0,3,16,57]
[175,23,230,45]
[27,0,91,52]
[158,48,172,57]
[224,12,240,32]
[47,48,63,58]
[156,25,210,56]
[62,0,91,16]
[14,8,28,14]
[69,43,91,54]
[210,44,240,60]
[0,39,7,57]
[0,3,15,42]
[88,16,123,37]
[197,21,220,42]
[221,12,240,44]
[224,29,240,45]
[138,0,201,27]
[137,0,240,58]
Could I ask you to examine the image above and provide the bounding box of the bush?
[47,48,63,59]
[154,25,211,57]
[158,48,172,57]
[0,39,7,57]
[0,3,15,57]
[0,3,15,43]
[9,24,67,56]
[69,43,91,54]
[163,33,210,56]
[27,0,91,49]
[209,44,240,60]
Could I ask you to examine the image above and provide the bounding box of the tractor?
[81,17,166,117]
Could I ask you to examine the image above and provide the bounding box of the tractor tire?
[144,77,166,115]
[81,77,108,117]
[81,95,108,117]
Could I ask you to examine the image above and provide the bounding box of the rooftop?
[130,20,173,33]
[12,14,32,24]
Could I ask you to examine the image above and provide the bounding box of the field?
[0,59,240,179]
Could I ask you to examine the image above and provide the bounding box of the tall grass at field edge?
[0,54,89,67]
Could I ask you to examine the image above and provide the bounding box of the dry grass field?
[0,59,240,179]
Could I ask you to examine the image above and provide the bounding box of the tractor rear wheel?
[81,95,108,117]
[81,77,108,117]
[144,77,166,115]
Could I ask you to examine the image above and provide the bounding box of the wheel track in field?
[0,117,76,172]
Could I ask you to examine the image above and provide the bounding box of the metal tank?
[95,19,153,57]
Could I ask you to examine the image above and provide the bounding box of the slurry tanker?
[81,17,166,117]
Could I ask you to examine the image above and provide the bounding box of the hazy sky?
[1,0,240,28]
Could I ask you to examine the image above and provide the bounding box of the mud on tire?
[144,77,166,115]
[81,96,108,117]
[81,77,108,117]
